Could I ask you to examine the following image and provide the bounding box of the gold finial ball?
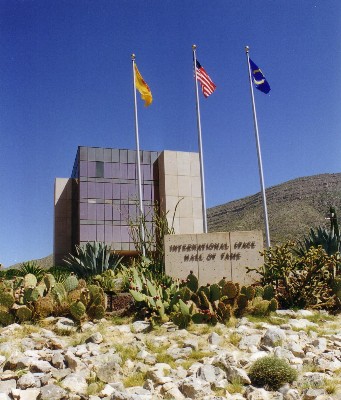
[192,44,197,50]
[245,46,250,53]
[131,53,136,59]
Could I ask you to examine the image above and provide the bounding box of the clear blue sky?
[1,1,341,267]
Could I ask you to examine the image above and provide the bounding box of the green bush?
[248,356,297,390]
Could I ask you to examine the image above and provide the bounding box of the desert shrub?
[248,356,297,390]
[249,242,340,311]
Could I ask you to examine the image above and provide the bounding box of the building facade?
[54,146,203,265]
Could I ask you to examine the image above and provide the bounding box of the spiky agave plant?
[18,261,45,281]
[63,242,123,279]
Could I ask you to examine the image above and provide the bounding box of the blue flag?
[249,58,270,94]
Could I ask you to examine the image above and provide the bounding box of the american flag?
[195,60,216,98]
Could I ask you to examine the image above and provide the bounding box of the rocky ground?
[0,310,340,400]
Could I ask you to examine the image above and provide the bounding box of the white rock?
[132,320,152,333]
[208,332,222,346]
[296,310,314,317]
[226,366,251,385]
[287,319,318,330]
[100,384,115,396]
[60,373,88,394]
[262,327,286,347]
[17,372,36,389]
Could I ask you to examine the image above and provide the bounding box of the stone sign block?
[164,231,263,286]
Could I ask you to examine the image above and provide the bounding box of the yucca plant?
[63,242,123,279]
[18,261,45,281]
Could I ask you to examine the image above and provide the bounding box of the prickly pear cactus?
[24,273,37,288]
[210,283,221,302]
[23,287,41,303]
[245,286,256,301]
[263,284,275,300]
[67,289,82,303]
[87,304,105,320]
[16,305,33,322]
[0,291,15,308]
[0,305,15,326]
[63,274,79,293]
[224,281,239,299]
[186,272,199,292]
[34,295,54,318]
[51,283,67,304]
[44,274,56,291]
[70,301,86,321]
[254,286,264,298]
[236,294,248,310]
[268,298,278,312]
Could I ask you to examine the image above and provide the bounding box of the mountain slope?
[207,173,341,245]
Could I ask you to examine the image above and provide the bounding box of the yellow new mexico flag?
[135,64,152,107]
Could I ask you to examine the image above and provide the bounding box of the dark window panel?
[96,161,104,178]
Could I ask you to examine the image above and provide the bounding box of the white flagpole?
[131,53,146,256]
[192,44,208,233]
[245,46,271,248]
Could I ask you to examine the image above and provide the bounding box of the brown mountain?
[207,173,341,245]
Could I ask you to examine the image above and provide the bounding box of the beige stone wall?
[158,150,204,234]
[164,231,263,286]
[54,178,74,265]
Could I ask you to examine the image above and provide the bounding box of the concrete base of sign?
[164,231,263,286]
